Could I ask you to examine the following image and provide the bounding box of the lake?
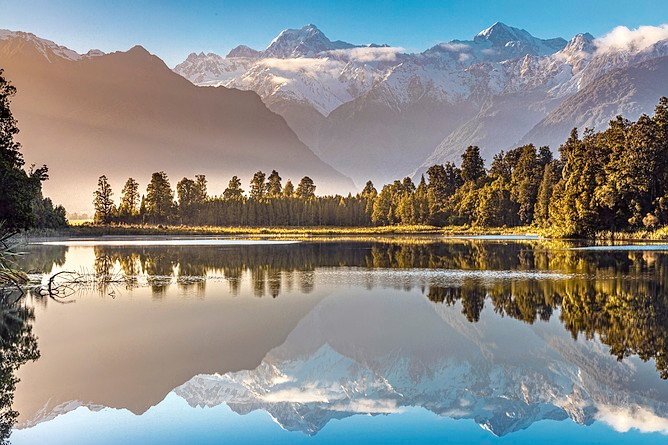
[4,237,668,444]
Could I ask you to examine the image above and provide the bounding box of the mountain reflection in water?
[6,239,668,444]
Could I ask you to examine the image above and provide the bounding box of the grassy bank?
[24,223,538,239]
[24,222,668,241]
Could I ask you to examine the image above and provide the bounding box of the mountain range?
[2,22,668,210]
[176,23,668,185]
[0,30,353,212]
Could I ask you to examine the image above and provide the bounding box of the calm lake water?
[5,237,668,444]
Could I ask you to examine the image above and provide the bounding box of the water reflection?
[0,292,39,444]
[8,239,668,443]
[25,241,667,380]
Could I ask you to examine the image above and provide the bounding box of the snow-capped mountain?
[174,24,397,117]
[175,23,668,186]
[174,291,668,436]
[423,28,668,171]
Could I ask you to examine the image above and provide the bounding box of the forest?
[93,97,668,237]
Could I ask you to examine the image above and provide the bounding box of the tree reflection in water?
[0,291,39,444]
[86,242,667,379]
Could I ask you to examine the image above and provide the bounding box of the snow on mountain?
[418,27,668,171]
[263,24,356,59]
[174,51,253,86]
[173,24,398,116]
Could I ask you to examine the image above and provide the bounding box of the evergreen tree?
[372,185,393,225]
[477,178,516,227]
[224,176,245,201]
[146,171,175,223]
[460,146,486,183]
[177,177,199,223]
[93,175,114,224]
[296,176,316,200]
[282,180,295,198]
[534,161,560,227]
[118,178,139,221]
[195,175,208,203]
[266,170,282,198]
[550,129,608,236]
[361,180,377,223]
[249,171,266,200]
[511,144,542,224]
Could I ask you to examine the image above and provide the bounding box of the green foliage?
[296,176,316,200]
[460,145,486,183]
[93,175,114,224]
[91,97,668,236]
[249,171,266,200]
[0,70,62,229]
[223,176,244,201]
[266,170,282,198]
[118,178,140,220]
[146,171,175,223]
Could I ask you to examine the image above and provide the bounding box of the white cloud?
[330,398,403,414]
[595,24,668,54]
[596,404,668,434]
[259,57,343,73]
[259,384,336,404]
[327,46,405,62]
[438,42,471,52]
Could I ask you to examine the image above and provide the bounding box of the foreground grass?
[28,222,668,241]
[25,223,538,239]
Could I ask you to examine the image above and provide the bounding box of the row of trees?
[0,70,66,230]
[93,97,668,236]
[93,171,364,226]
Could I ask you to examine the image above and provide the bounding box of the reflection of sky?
[11,394,668,445]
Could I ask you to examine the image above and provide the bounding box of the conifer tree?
[249,171,266,200]
[296,176,316,200]
[118,178,139,220]
[224,176,245,201]
[266,170,282,198]
[146,171,175,223]
[93,175,114,224]
[460,146,486,183]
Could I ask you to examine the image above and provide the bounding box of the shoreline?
[18,223,668,242]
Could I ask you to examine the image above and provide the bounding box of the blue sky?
[1,0,667,66]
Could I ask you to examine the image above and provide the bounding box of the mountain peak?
[474,22,533,45]
[264,24,354,58]
[563,32,595,54]
[226,44,262,58]
[472,22,567,56]
[127,45,150,55]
